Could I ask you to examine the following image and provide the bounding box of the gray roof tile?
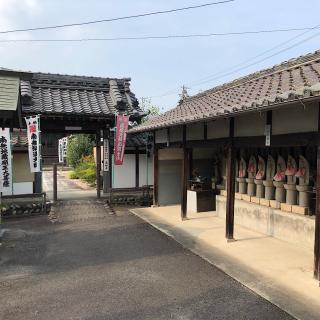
[131,49,320,133]
[21,72,141,117]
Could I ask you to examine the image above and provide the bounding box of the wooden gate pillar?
[96,131,101,199]
[53,163,57,202]
[314,145,320,279]
[181,147,191,220]
[226,118,235,240]
[153,146,159,206]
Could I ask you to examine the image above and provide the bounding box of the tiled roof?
[131,49,320,133]
[109,132,149,148]
[20,72,142,117]
[11,129,28,149]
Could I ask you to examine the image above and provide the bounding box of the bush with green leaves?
[66,134,94,168]
[74,155,96,185]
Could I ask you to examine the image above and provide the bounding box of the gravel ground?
[0,201,294,320]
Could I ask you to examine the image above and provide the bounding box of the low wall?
[216,195,315,251]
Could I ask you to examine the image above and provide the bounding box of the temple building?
[130,49,320,280]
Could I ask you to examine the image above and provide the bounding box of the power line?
[0,0,234,35]
[1,26,319,42]
[147,23,320,99]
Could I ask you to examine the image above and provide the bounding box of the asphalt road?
[0,201,294,320]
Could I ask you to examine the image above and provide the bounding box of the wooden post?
[153,146,159,206]
[102,129,111,193]
[226,118,235,240]
[314,144,320,279]
[53,163,57,202]
[135,147,140,188]
[181,148,190,220]
[96,131,101,199]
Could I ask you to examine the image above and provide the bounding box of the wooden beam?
[226,118,236,240]
[181,147,190,220]
[314,145,320,279]
[153,146,159,206]
[135,147,139,188]
[204,122,208,141]
[96,131,101,199]
[53,163,57,202]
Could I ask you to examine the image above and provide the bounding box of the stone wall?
[216,195,315,251]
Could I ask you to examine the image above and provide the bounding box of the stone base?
[216,195,315,251]
[220,190,227,197]
[250,197,260,204]
[292,205,308,215]
[281,203,292,213]
[242,194,251,202]
[235,193,242,200]
[260,198,270,207]
[270,200,281,209]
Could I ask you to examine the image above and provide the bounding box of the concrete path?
[0,201,293,320]
[131,206,320,320]
[43,169,96,200]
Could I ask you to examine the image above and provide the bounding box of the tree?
[140,97,161,123]
[66,134,94,168]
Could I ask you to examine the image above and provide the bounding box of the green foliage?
[66,134,94,168]
[68,171,78,179]
[74,155,96,185]
[140,97,161,123]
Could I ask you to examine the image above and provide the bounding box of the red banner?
[114,114,129,165]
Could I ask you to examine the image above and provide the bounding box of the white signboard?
[58,137,68,163]
[25,116,41,172]
[58,139,63,163]
[0,128,13,195]
[103,139,109,172]
[265,124,271,147]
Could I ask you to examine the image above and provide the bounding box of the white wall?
[155,129,167,144]
[186,122,204,140]
[113,154,136,188]
[234,112,266,137]
[272,103,318,135]
[158,148,183,160]
[207,119,229,139]
[170,125,183,142]
[139,154,153,186]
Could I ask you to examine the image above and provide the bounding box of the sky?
[1,0,320,112]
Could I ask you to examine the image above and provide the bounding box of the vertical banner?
[114,114,129,166]
[25,116,41,172]
[58,137,68,163]
[103,138,110,172]
[58,139,63,163]
[0,128,13,195]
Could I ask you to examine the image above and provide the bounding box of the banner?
[103,138,109,172]
[0,128,13,195]
[114,114,129,166]
[58,137,68,163]
[25,116,41,172]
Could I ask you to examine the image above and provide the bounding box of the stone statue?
[254,156,266,198]
[273,156,286,204]
[246,155,257,196]
[236,157,247,194]
[295,155,311,209]
[263,155,276,200]
[284,155,298,205]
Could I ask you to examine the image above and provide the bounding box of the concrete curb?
[130,208,318,320]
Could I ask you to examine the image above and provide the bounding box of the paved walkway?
[43,170,96,200]
[131,205,320,320]
[0,201,293,320]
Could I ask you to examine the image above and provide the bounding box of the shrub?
[66,134,94,168]
[74,154,97,186]
[68,171,78,179]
